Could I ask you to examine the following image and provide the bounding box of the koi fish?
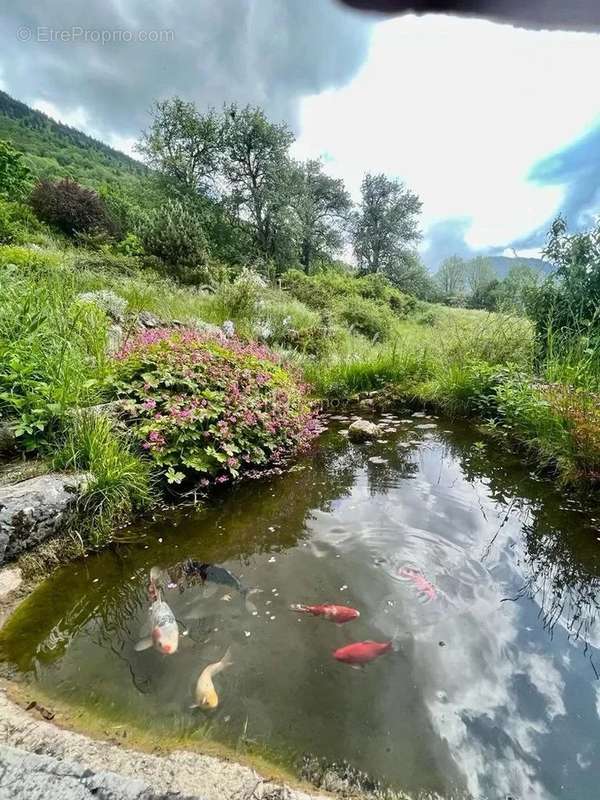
[333,640,392,665]
[152,561,261,614]
[191,647,233,710]
[135,593,179,654]
[398,567,437,601]
[290,603,360,624]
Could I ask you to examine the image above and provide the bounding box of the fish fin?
[202,584,219,599]
[189,704,199,710]
[134,637,153,652]
[244,588,262,615]
[220,646,234,670]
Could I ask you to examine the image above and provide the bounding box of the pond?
[2,412,600,799]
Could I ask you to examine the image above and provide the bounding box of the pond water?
[2,412,600,799]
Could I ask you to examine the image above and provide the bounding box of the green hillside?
[0,90,147,193]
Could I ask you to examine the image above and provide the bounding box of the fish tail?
[289,603,309,613]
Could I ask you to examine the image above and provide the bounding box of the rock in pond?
[0,473,88,565]
[347,419,381,443]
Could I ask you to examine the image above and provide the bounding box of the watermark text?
[17,26,174,44]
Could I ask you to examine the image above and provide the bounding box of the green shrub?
[336,295,394,341]
[0,244,63,270]
[114,232,144,257]
[53,411,153,547]
[283,268,414,328]
[355,273,415,316]
[137,198,211,284]
[254,295,334,356]
[211,268,265,323]
[30,178,118,238]
[0,198,20,244]
[110,328,317,486]
[0,139,31,199]
[0,198,48,245]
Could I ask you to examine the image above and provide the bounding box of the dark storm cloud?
[0,0,373,139]
[510,122,600,250]
[339,0,600,32]
[421,217,475,270]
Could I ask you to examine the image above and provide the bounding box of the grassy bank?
[2,240,598,537]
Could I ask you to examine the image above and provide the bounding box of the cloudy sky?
[1,0,599,268]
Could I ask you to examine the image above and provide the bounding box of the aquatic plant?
[111,327,317,486]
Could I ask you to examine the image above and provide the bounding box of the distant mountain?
[0,90,146,191]
[487,255,554,278]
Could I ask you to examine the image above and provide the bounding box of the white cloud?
[294,14,600,255]
[32,99,91,131]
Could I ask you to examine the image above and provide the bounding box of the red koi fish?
[333,640,392,664]
[398,567,437,601]
[290,603,360,623]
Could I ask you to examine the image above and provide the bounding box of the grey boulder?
[347,419,381,443]
[0,473,87,564]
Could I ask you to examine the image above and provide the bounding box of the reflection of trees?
[442,423,600,664]
[516,521,600,659]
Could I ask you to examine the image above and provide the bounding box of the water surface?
[2,413,600,799]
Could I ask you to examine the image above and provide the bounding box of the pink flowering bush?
[111,327,317,485]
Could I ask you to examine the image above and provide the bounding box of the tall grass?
[53,412,154,547]
[0,262,109,447]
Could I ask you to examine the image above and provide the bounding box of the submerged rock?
[0,744,199,800]
[0,473,88,565]
[347,419,381,443]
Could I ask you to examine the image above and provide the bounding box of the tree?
[527,215,600,357]
[435,256,466,296]
[136,98,222,194]
[468,279,502,310]
[384,250,441,300]
[289,159,352,271]
[464,256,496,295]
[221,104,295,260]
[137,197,211,285]
[0,139,31,199]
[500,264,542,311]
[353,173,422,275]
